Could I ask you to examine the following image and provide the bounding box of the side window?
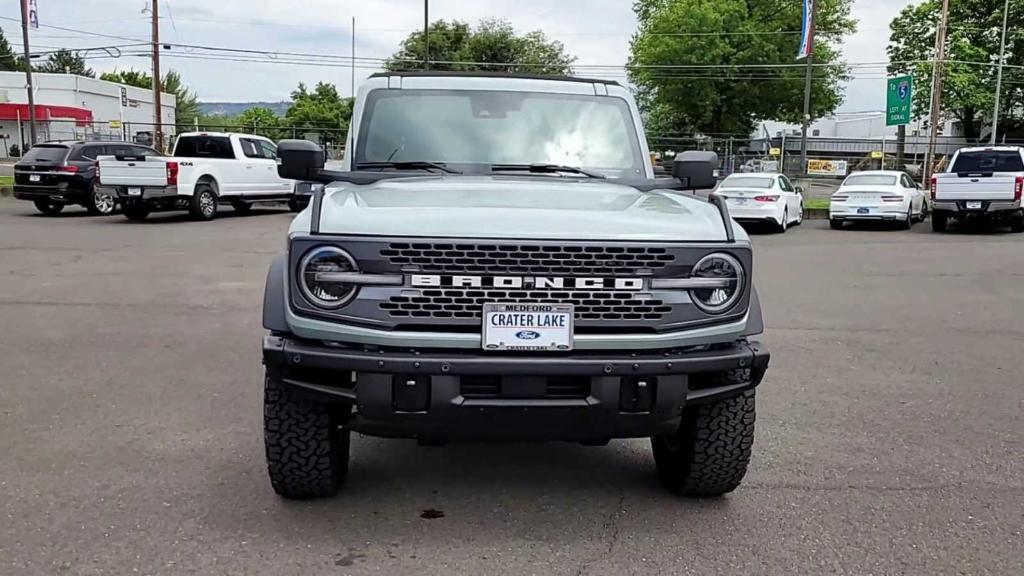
[778,176,794,192]
[108,144,139,157]
[175,136,234,159]
[258,140,277,160]
[76,145,105,160]
[132,146,160,157]
[901,174,914,188]
[240,139,262,159]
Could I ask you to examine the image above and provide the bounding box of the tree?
[235,107,281,140]
[99,69,200,127]
[0,27,23,72]
[628,0,855,137]
[887,0,1022,141]
[34,49,94,77]
[384,18,575,74]
[284,82,353,142]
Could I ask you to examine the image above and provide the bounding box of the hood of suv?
[303,175,743,242]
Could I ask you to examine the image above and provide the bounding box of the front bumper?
[263,334,769,442]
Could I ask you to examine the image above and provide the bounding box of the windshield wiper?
[490,163,606,179]
[355,161,460,174]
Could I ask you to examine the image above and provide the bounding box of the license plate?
[730,198,747,205]
[127,187,142,196]
[966,201,983,209]
[482,303,573,351]
[857,207,870,214]
[29,174,40,182]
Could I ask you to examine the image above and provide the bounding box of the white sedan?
[829,171,928,230]
[711,173,803,232]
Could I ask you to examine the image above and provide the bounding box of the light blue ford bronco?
[262,71,769,499]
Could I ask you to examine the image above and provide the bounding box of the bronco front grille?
[379,242,676,275]
[379,288,671,321]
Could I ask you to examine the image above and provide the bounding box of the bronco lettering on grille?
[410,275,644,291]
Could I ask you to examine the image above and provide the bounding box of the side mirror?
[795,185,805,194]
[672,151,719,190]
[277,139,325,181]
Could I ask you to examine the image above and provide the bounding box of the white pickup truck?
[97,132,302,221]
[931,146,1024,232]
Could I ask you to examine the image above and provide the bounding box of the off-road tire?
[122,203,150,221]
[230,199,252,214]
[931,211,948,232]
[86,183,116,216]
[288,197,307,212]
[264,375,350,499]
[1010,211,1024,233]
[190,184,218,221]
[34,200,64,215]
[829,218,843,230]
[652,370,756,497]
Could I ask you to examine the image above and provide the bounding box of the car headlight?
[298,246,358,308]
[689,252,744,314]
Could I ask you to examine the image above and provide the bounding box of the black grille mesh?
[380,288,671,321]
[379,242,675,275]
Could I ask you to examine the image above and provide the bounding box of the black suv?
[14,141,161,216]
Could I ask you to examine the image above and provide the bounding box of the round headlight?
[689,253,744,314]
[298,246,358,309]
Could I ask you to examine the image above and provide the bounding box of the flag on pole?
[28,0,39,29]
[796,0,814,60]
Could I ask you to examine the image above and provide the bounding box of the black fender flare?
[263,253,289,332]
[741,285,765,337]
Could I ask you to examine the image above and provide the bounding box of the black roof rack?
[368,70,621,86]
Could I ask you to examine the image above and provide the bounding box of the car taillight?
[1015,175,1023,201]
[930,176,937,200]
[57,165,79,173]
[94,162,100,179]
[882,195,904,202]
[753,195,779,202]
[831,195,848,202]
[166,162,179,185]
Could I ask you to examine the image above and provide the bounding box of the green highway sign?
[886,75,913,126]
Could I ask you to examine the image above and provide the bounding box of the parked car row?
[12,132,311,221]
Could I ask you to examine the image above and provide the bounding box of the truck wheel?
[264,374,350,499]
[122,203,150,221]
[288,198,308,212]
[34,200,64,216]
[652,372,755,497]
[230,199,252,214]
[86,184,116,216]
[829,218,843,230]
[931,211,948,232]
[1010,212,1024,233]
[190,184,218,221]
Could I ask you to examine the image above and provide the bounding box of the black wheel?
[777,208,788,233]
[190,184,218,221]
[34,200,64,216]
[1010,211,1024,233]
[918,200,929,222]
[264,374,350,499]
[652,371,756,497]
[288,197,308,212]
[932,211,948,232]
[897,207,913,230]
[829,218,843,230]
[230,199,252,214]
[122,202,151,221]
[86,183,117,216]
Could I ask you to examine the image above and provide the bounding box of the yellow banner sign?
[108,120,122,129]
[768,147,781,156]
[806,159,848,176]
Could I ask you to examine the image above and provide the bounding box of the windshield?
[843,174,897,186]
[355,89,645,177]
[22,145,70,164]
[951,150,1024,173]
[720,176,773,189]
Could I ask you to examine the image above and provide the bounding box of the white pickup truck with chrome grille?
[931,146,1024,232]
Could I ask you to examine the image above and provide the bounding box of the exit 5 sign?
[886,76,913,126]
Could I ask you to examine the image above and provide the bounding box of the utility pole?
[990,0,1010,144]
[423,0,429,69]
[19,0,37,147]
[351,17,356,97]
[151,0,163,152]
[924,0,950,186]
[798,0,818,176]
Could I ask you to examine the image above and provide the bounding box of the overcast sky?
[2,0,915,113]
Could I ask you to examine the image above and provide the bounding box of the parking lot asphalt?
[1,199,1022,576]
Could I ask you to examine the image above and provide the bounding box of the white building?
[0,72,175,155]
[753,112,966,157]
